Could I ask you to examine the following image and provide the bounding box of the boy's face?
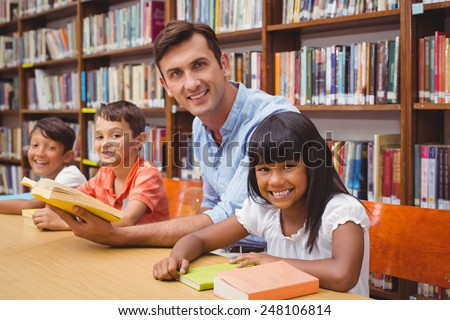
[158,33,230,119]
[94,117,144,168]
[27,129,72,180]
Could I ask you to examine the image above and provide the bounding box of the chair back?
[163,178,203,218]
[363,201,450,288]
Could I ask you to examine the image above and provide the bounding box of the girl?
[153,111,370,296]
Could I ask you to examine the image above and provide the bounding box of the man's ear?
[62,149,74,164]
[160,76,173,97]
[220,52,230,77]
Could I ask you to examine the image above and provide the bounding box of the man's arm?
[51,205,214,247]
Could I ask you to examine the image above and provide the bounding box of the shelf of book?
[298,104,401,111]
[267,9,400,33]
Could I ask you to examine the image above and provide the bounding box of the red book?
[146,0,165,42]
[382,148,393,204]
[390,148,401,204]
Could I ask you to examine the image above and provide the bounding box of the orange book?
[274,52,281,95]
[213,261,319,300]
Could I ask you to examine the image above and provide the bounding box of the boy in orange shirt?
[40,100,169,230]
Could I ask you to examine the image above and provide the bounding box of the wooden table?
[0,215,369,300]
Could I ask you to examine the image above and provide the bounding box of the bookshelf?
[0,0,169,181]
[1,0,449,299]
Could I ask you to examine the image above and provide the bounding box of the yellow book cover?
[178,263,238,291]
[21,177,122,222]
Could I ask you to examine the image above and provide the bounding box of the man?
[53,20,298,248]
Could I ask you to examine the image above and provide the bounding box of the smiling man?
[52,20,298,249]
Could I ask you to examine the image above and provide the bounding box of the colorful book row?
[82,62,164,110]
[176,0,262,34]
[414,144,450,210]
[18,0,75,17]
[27,69,79,110]
[282,0,400,24]
[275,38,399,106]
[330,133,400,202]
[82,0,164,55]
[418,31,450,104]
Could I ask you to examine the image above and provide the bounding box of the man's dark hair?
[153,20,222,74]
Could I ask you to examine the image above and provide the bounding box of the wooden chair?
[162,178,203,218]
[363,201,450,290]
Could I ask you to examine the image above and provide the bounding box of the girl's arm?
[232,221,365,292]
[0,198,45,215]
[153,215,249,281]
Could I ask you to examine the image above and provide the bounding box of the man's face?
[158,33,230,119]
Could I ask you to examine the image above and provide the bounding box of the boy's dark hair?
[247,111,350,253]
[95,100,145,137]
[30,117,75,153]
[153,20,222,75]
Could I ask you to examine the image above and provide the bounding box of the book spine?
[414,144,421,207]
[420,145,429,208]
[382,148,393,204]
[391,148,401,204]
[427,145,437,209]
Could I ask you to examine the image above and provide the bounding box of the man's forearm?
[113,214,214,247]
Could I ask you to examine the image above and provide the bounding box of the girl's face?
[94,117,144,168]
[255,160,308,213]
[27,129,72,179]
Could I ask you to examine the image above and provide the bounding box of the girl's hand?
[230,253,280,267]
[153,256,190,281]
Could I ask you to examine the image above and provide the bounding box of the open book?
[21,177,123,222]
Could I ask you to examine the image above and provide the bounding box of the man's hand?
[49,205,121,246]
[153,256,190,281]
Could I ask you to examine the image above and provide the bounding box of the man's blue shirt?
[193,82,299,247]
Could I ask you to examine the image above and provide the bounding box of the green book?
[178,263,238,291]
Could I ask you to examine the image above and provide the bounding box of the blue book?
[0,192,33,200]
[81,71,86,102]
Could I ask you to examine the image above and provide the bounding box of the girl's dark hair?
[29,117,75,153]
[153,20,222,74]
[95,100,146,138]
[247,111,350,253]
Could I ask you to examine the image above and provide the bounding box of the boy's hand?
[32,207,71,231]
[49,205,121,246]
[230,253,280,267]
[153,256,190,281]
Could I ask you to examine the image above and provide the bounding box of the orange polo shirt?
[77,159,169,224]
